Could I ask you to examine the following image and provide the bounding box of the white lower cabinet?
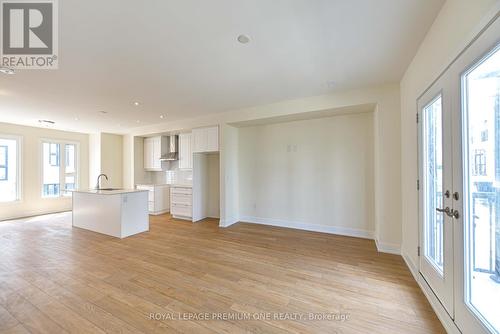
[136,184,170,215]
[170,186,192,220]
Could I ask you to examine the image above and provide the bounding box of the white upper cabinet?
[192,126,219,153]
[178,133,193,170]
[144,136,167,171]
[206,126,219,152]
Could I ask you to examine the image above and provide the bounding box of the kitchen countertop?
[73,189,148,195]
[136,183,170,187]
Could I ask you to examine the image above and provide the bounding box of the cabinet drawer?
[171,193,192,205]
[171,203,192,217]
[171,187,192,195]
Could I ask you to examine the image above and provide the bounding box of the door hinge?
[416,113,419,123]
[417,246,421,257]
[417,179,420,191]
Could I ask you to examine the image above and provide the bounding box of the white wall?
[122,134,134,189]
[220,124,240,227]
[88,133,101,189]
[89,132,124,189]
[238,112,375,236]
[400,0,498,270]
[207,153,220,218]
[100,133,123,188]
[124,84,401,249]
[0,122,89,221]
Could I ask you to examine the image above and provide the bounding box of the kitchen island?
[72,189,149,238]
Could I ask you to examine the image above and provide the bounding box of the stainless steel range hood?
[160,135,178,161]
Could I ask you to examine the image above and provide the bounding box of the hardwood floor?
[0,212,444,334]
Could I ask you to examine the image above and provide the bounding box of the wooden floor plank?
[0,212,445,333]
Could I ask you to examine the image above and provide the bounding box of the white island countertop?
[72,189,149,238]
[73,189,148,195]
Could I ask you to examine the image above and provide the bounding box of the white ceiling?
[0,0,444,134]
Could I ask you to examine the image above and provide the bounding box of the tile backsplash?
[149,161,193,185]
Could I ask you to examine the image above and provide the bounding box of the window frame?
[0,134,22,203]
[473,149,487,176]
[40,139,79,198]
[49,143,60,167]
[0,145,8,181]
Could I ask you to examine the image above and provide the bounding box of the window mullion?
[60,143,66,196]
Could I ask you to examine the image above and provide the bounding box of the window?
[49,143,59,166]
[480,129,488,142]
[42,141,78,197]
[0,145,7,181]
[473,149,487,176]
[0,137,20,202]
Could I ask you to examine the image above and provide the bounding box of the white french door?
[418,12,500,334]
[453,15,500,334]
[418,74,455,316]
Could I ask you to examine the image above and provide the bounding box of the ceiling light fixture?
[0,67,15,75]
[237,34,250,44]
[38,119,55,126]
[133,101,141,106]
[74,117,79,121]
[136,120,141,123]
[160,114,166,119]
[99,110,108,114]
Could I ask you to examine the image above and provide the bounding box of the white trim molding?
[375,239,401,255]
[402,253,460,334]
[239,216,374,239]
[219,217,239,228]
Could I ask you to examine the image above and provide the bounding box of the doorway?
[418,13,500,334]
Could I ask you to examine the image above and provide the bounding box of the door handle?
[436,207,451,215]
[436,207,460,219]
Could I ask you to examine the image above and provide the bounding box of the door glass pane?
[43,142,60,197]
[463,45,500,333]
[423,95,444,275]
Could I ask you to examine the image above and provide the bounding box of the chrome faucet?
[96,174,108,190]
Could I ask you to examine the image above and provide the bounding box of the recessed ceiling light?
[136,120,141,123]
[0,67,15,75]
[160,114,166,119]
[99,110,108,114]
[237,34,250,44]
[74,117,79,121]
[133,101,141,106]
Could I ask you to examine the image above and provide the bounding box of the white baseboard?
[0,209,71,222]
[219,217,239,228]
[149,209,169,216]
[375,239,401,255]
[402,253,460,334]
[239,216,374,239]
